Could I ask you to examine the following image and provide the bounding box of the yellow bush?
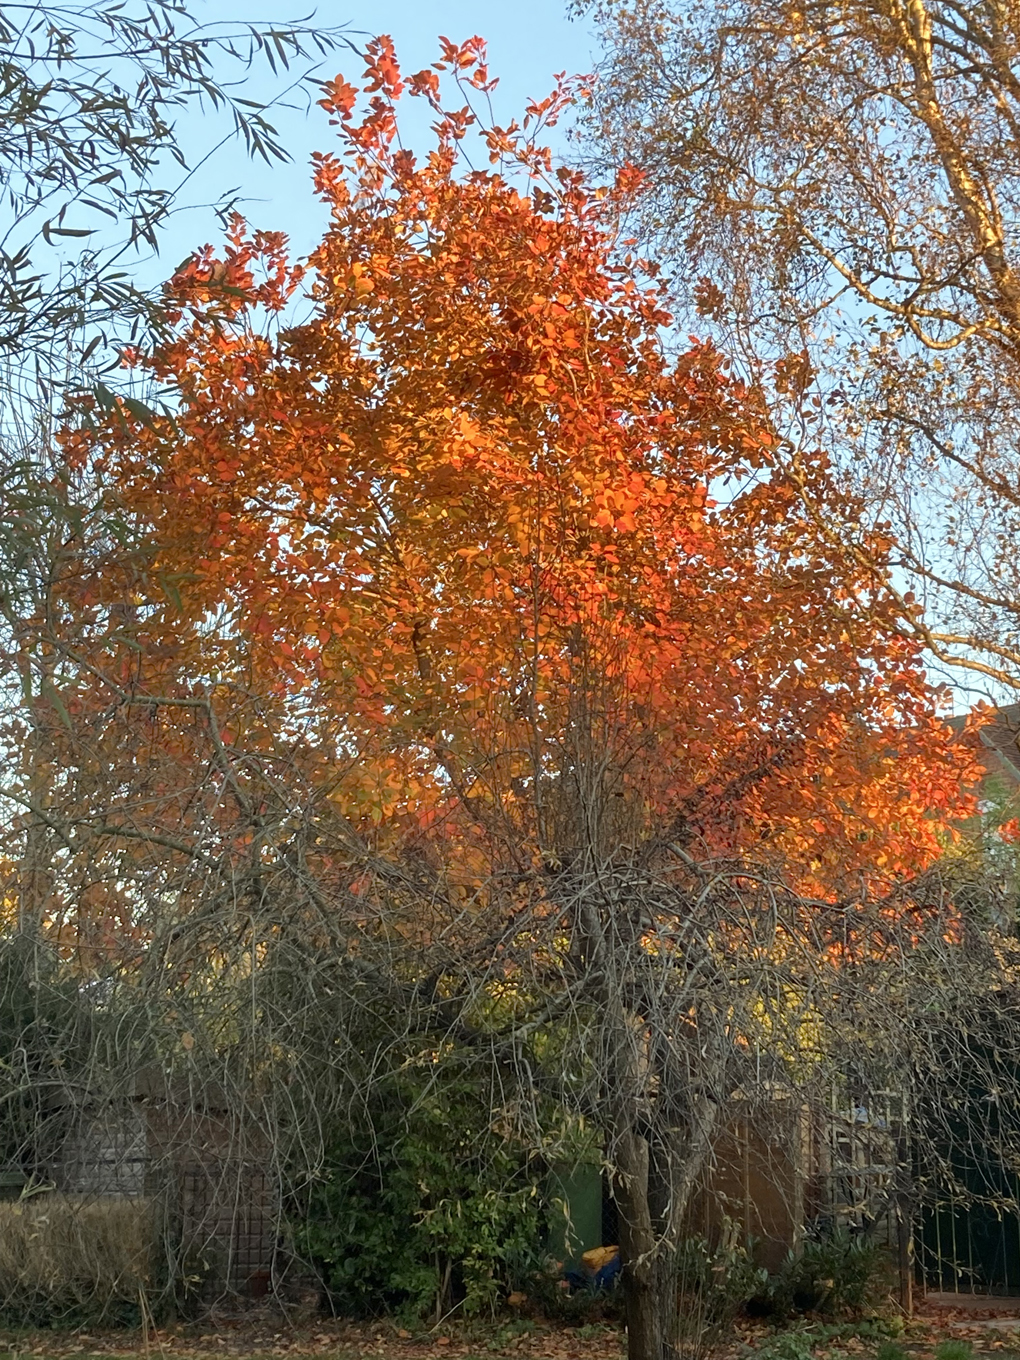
[0,1194,154,1323]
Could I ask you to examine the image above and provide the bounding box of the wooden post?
[896,1125,914,1316]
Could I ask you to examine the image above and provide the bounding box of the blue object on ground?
[562,1253,621,1294]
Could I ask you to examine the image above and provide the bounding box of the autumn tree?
[579,0,1020,700]
[14,34,984,1351]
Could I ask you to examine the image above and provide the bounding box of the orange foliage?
[60,37,975,897]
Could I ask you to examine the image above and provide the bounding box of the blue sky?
[153,1,597,278]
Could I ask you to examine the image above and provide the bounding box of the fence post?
[895,1124,914,1316]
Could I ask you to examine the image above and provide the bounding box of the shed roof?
[948,704,1020,785]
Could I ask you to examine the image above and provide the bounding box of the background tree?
[578,0,1020,699]
[0,0,353,402]
[0,1,356,937]
[0,0,356,1078]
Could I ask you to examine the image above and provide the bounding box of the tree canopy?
[54,34,972,896]
[580,0,1020,697]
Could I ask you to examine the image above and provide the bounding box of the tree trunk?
[614,1128,682,1360]
[614,1095,721,1360]
[15,638,54,955]
[623,1257,669,1360]
[615,1127,666,1360]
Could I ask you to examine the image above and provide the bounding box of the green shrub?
[675,1233,769,1337]
[769,1232,885,1318]
[294,1063,544,1322]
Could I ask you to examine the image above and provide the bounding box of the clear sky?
[150,0,597,279]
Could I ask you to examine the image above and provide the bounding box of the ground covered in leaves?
[4,1306,1020,1360]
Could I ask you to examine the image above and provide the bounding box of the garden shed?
[46,1070,278,1301]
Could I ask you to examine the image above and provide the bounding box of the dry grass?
[0,1194,154,1323]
